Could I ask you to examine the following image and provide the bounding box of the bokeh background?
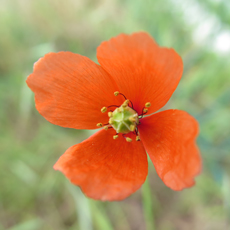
[0,0,230,229]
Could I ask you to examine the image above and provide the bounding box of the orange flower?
[27,32,201,201]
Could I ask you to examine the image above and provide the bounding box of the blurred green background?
[0,0,230,229]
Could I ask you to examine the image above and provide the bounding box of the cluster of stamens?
[97,91,151,142]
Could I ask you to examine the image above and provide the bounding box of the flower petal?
[97,32,183,114]
[27,52,121,129]
[54,129,148,201]
[138,110,201,190]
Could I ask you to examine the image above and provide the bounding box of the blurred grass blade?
[90,201,114,230]
[142,176,155,230]
[7,218,43,230]
[222,173,230,218]
[67,183,93,230]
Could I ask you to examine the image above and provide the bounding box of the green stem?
[142,176,156,230]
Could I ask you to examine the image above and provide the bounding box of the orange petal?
[139,110,201,190]
[97,32,183,114]
[26,52,121,129]
[54,129,148,201]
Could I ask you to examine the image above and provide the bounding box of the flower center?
[97,91,151,142]
[109,100,139,134]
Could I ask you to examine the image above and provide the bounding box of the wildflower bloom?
[27,32,201,201]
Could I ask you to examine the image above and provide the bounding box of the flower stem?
[142,176,156,230]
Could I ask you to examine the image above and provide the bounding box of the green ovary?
[109,106,139,134]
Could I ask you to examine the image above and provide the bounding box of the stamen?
[114,91,133,108]
[104,92,140,139]
[117,108,121,113]
[108,112,113,117]
[136,136,140,141]
[130,125,135,131]
[129,100,134,108]
[114,91,127,100]
[107,105,119,109]
[119,93,127,100]
[145,102,151,108]
[143,108,148,113]
[129,117,136,122]
[101,107,107,113]
[122,99,130,107]
[113,135,119,139]
[114,91,119,96]
[134,127,139,135]
[126,137,132,142]
[96,123,103,127]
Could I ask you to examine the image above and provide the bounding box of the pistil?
[97,92,152,142]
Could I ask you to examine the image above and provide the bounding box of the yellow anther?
[101,107,107,113]
[136,136,140,141]
[117,108,121,113]
[145,102,151,108]
[126,137,132,142]
[96,123,103,127]
[133,114,138,118]
[125,99,130,105]
[109,118,113,125]
[113,135,119,139]
[130,125,135,131]
[143,108,148,113]
[114,91,119,96]
[122,100,130,107]
[104,126,109,130]
[108,112,113,117]
[129,117,136,122]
